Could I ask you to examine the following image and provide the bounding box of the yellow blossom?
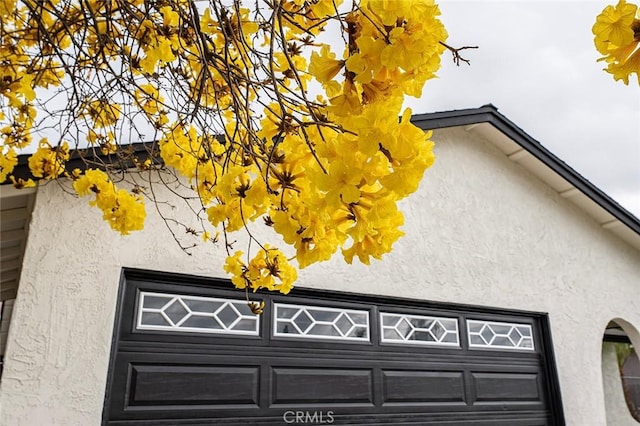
[224,251,249,289]
[309,45,345,84]
[85,99,121,128]
[160,6,179,27]
[345,36,386,84]
[244,247,297,294]
[28,139,69,179]
[593,0,640,84]
[0,148,18,182]
[593,0,638,49]
[9,176,36,188]
[73,169,146,235]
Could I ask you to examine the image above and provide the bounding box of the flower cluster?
[72,169,146,235]
[1,0,449,295]
[27,139,69,179]
[593,0,640,84]
[224,247,297,294]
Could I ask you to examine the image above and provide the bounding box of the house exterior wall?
[0,126,638,425]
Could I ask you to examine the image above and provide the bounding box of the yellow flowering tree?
[1,0,472,304]
[593,0,640,84]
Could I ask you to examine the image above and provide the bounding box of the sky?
[405,0,640,218]
[11,1,638,218]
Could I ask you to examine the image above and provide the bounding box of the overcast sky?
[15,1,638,218]
[405,0,640,218]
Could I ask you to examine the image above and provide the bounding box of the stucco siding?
[0,126,638,425]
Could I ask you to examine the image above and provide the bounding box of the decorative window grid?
[380,313,460,347]
[274,303,370,341]
[467,320,535,351]
[136,291,260,336]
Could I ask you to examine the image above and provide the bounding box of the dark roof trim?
[412,104,640,236]
[5,142,155,183]
[4,105,639,236]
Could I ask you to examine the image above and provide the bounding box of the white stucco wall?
[1,126,639,425]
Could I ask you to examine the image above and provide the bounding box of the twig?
[439,41,478,66]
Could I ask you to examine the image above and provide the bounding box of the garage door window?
[136,291,261,335]
[380,312,459,346]
[467,319,535,351]
[273,302,369,341]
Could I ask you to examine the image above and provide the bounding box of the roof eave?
[412,105,640,239]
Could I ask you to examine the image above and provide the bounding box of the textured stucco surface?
[0,126,639,425]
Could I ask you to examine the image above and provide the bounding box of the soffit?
[0,185,36,301]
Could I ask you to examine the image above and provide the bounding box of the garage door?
[102,269,564,425]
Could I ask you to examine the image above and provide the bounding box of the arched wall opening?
[602,319,640,425]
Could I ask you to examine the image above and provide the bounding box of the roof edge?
[412,105,640,237]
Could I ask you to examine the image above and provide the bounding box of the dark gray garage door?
[102,269,564,425]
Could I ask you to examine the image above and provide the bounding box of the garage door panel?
[472,371,543,404]
[117,340,543,365]
[103,270,564,425]
[381,370,466,404]
[127,364,260,407]
[109,354,265,420]
[270,367,374,405]
[106,413,551,426]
